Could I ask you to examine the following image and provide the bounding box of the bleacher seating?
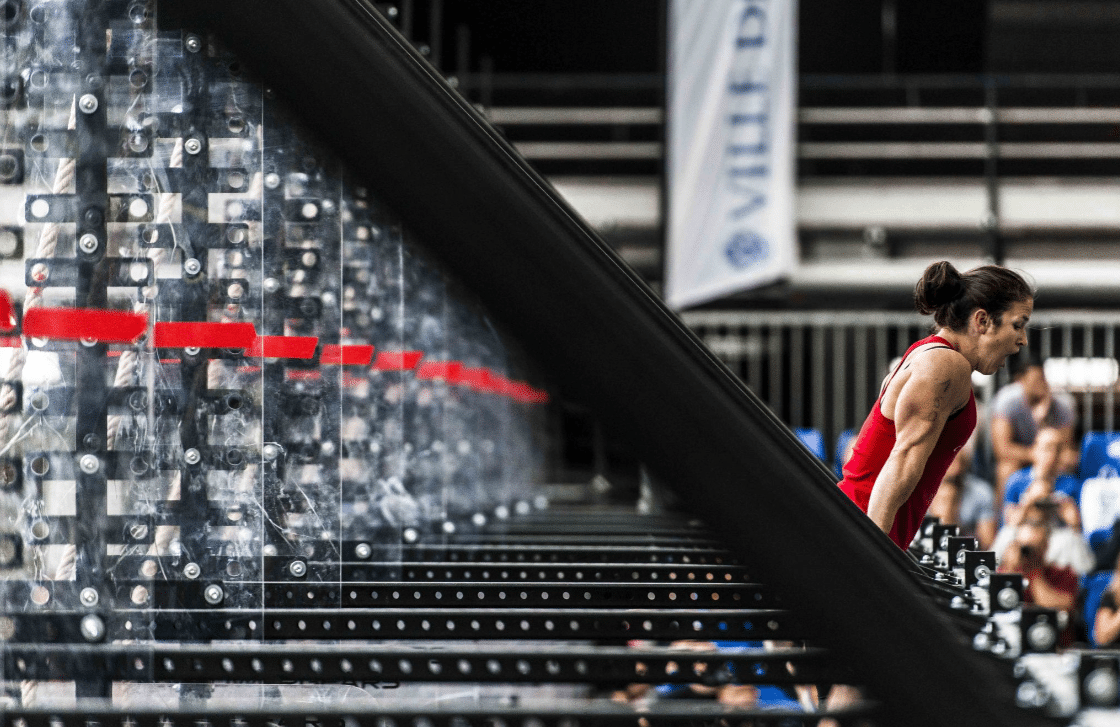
[1083,570,1114,646]
[1081,466,1120,556]
[1079,431,1120,480]
[794,427,826,461]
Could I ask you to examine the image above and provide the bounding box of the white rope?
[53,542,76,581]
[0,98,76,442]
[20,678,36,707]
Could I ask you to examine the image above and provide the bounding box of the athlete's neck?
[933,328,980,371]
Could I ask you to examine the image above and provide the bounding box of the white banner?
[666,0,797,309]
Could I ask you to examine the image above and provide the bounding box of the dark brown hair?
[914,261,1033,331]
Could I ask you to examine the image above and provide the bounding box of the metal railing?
[682,309,1120,465]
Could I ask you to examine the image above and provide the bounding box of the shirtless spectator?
[990,355,1077,498]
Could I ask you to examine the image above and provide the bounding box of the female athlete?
[839,261,1034,548]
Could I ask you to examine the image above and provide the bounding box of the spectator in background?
[928,436,997,550]
[1003,426,1083,528]
[995,424,1093,575]
[994,482,1094,575]
[990,354,1078,498]
[998,500,1079,645]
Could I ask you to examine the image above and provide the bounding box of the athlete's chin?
[981,359,1005,375]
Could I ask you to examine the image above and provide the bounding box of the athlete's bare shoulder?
[882,343,971,420]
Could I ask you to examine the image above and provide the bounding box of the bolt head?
[185,34,202,53]
[1026,622,1056,651]
[289,560,306,577]
[403,528,419,543]
[79,587,99,607]
[262,444,280,461]
[80,614,105,641]
[184,138,202,155]
[203,584,224,605]
[184,346,201,357]
[1085,668,1119,705]
[78,233,99,254]
[183,448,201,465]
[183,562,200,579]
[78,454,100,475]
[183,258,202,276]
[996,587,1020,610]
[263,277,281,293]
[78,93,98,114]
[354,543,372,560]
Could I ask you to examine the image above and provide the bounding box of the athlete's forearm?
[867,444,928,534]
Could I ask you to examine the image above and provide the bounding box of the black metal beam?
[154,2,1051,725]
[7,642,840,686]
[1,702,878,727]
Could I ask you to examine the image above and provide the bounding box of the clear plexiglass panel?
[0,0,558,710]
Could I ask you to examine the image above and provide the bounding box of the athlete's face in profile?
[977,298,1032,375]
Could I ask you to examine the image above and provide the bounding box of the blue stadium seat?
[794,428,826,461]
[1080,431,1120,480]
[1083,570,1113,646]
[834,428,857,477]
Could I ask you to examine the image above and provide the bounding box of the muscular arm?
[867,353,971,535]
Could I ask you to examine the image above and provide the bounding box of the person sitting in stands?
[998,501,1078,645]
[1002,425,1083,528]
[993,435,1093,574]
[990,354,1078,498]
[928,436,997,550]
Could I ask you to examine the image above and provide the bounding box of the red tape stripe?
[374,350,424,371]
[24,307,148,343]
[153,322,256,349]
[415,361,462,381]
[457,366,496,392]
[247,335,319,359]
[320,344,374,365]
[0,291,13,332]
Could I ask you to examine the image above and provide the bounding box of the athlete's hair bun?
[914,261,965,314]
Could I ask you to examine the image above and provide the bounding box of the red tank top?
[839,335,977,549]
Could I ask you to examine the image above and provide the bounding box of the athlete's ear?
[973,308,990,333]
